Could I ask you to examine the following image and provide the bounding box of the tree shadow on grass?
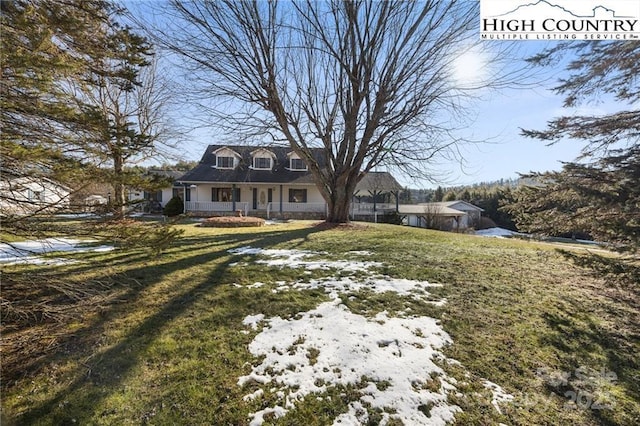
[539,298,640,425]
[557,250,639,294]
[3,223,330,423]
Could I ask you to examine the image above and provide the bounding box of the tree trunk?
[327,191,352,223]
[112,154,126,220]
[324,171,359,223]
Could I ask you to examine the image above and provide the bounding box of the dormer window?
[251,148,275,170]
[213,147,241,169]
[217,156,235,169]
[287,152,308,171]
[254,157,271,169]
[290,158,306,170]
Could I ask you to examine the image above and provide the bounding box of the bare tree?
[77,58,179,219]
[147,0,522,222]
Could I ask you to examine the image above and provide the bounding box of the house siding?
[176,145,402,220]
[0,176,70,215]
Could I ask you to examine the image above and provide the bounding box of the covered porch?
[180,182,328,219]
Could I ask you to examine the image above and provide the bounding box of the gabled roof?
[178,145,326,185]
[423,200,484,212]
[1,169,73,193]
[398,204,466,216]
[148,170,185,181]
[401,200,483,216]
[355,172,403,193]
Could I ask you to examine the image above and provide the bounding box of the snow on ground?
[475,227,519,238]
[483,380,515,415]
[239,300,459,426]
[228,246,383,273]
[229,247,506,425]
[0,238,114,265]
[273,276,446,305]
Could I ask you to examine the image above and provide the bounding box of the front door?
[252,187,273,211]
[258,190,267,209]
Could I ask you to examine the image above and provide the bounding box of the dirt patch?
[200,216,265,228]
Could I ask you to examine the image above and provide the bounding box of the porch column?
[182,183,188,213]
[232,183,236,211]
[279,184,283,213]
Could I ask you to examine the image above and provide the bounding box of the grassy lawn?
[2,220,638,425]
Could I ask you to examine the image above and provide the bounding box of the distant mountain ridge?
[495,0,631,18]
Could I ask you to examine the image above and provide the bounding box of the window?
[212,187,241,202]
[216,156,235,169]
[253,157,271,169]
[145,190,162,202]
[289,188,307,203]
[28,189,45,202]
[173,188,190,201]
[290,158,307,170]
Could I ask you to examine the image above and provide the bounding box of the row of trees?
[1,0,176,228]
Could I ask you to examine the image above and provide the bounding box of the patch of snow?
[346,250,372,256]
[475,227,519,238]
[248,405,287,426]
[242,314,265,330]
[483,379,514,415]
[247,282,265,288]
[232,246,503,424]
[239,300,460,425]
[55,213,98,218]
[229,246,264,255]
[264,276,444,305]
[242,388,264,401]
[228,247,383,273]
[0,238,115,265]
[333,400,369,424]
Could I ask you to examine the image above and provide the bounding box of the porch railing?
[350,203,397,213]
[186,201,248,215]
[266,202,327,218]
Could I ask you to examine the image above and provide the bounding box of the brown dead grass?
[199,216,265,228]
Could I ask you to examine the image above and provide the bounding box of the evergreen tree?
[433,186,444,202]
[507,42,639,253]
[507,149,639,249]
[1,1,172,223]
[443,191,457,202]
[1,1,115,223]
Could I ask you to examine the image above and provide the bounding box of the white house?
[400,200,484,231]
[127,170,184,212]
[177,145,402,220]
[0,173,71,216]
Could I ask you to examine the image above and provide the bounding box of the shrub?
[163,196,184,217]
[200,216,265,228]
[381,211,403,225]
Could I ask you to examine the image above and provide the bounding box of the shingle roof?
[354,172,403,193]
[398,204,466,216]
[148,169,185,182]
[177,145,326,185]
[418,200,484,212]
